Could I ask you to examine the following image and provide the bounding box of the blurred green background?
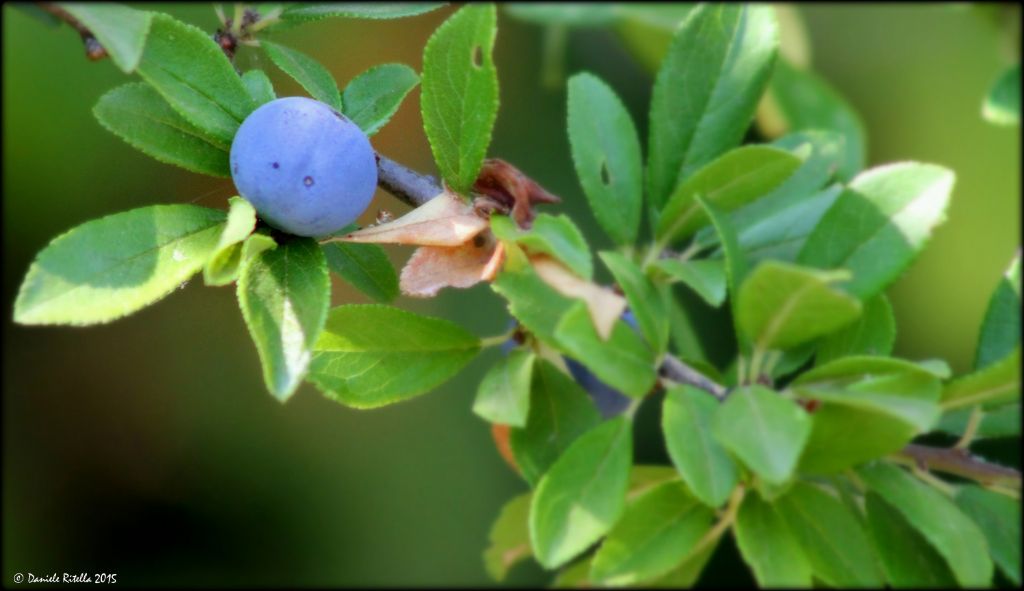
[3,3,1019,587]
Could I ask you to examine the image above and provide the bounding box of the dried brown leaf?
[340,190,487,246]
[400,234,501,298]
[531,255,626,340]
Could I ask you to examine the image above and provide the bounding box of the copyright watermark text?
[13,572,117,584]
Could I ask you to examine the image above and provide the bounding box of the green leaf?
[600,252,668,356]
[554,302,658,398]
[473,349,535,427]
[322,242,399,303]
[202,197,258,285]
[205,230,277,287]
[696,195,749,350]
[566,72,643,246]
[420,3,499,194]
[704,131,847,261]
[796,355,951,384]
[504,3,618,27]
[760,58,866,180]
[530,417,632,569]
[975,253,1021,369]
[341,63,420,135]
[737,260,862,352]
[308,305,480,408]
[282,3,447,21]
[627,465,681,500]
[14,205,226,326]
[718,131,847,245]
[551,557,594,588]
[646,4,778,210]
[662,386,738,507]
[667,292,707,363]
[137,14,255,144]
[491,263,575,347]
[509,359,601,487]
[795,369,941,474]
[858,462,993,587]
[646,534,717,588]
[238,238,330,401]
[652,259,726,308]
[816,294,895,364]
[712,385,811,485]
[941,347,1021,410]
[93,82,231,177]
[798,163,955,300]
[801,371,941,433]
[590,481,714,586]
[242,69,277,106]
[732,184,843,264]
[733,491,813,587]
[800,407,915,476]
[982,64,1020,126]
[57,3,153,72]
[864,492,957,588]
[483,492,533,582]
[491,214,592,280]
[955,485,1022,585]
[262,40,342,111]
[774,481,884,587]
[656,146,801,243]
[936,403,1020,440]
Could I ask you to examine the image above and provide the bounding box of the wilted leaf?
[400,236,502,298]
[340,190,486,246]
[533,255,626,340]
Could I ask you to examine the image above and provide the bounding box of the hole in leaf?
[472,45,483,69]
[600,161,611,185]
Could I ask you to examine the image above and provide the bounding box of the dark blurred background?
[3,3,1019,587]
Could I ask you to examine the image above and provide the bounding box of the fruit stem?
[376,153,443,208]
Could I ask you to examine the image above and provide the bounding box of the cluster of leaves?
[12,2,1021,588]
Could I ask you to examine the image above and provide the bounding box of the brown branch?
[375,153,443,208]
[659,354,728,399]
[897,444,1021,489]
[37,2,108,61]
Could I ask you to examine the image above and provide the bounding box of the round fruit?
[229,96,377,237]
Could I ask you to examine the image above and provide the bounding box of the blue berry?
[230,97,377,237]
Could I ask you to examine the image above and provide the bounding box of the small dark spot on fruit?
[472,45,483,68]
[233,165,239,174]
[473,234,485,248]
[272,162,279,169]
[304,176,315,187]
[600,161,610,185]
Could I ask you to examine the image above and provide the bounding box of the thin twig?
[375,153,443,208]
[895,444,1020,488]
[659,354,728,399]
[37,2,108,61]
